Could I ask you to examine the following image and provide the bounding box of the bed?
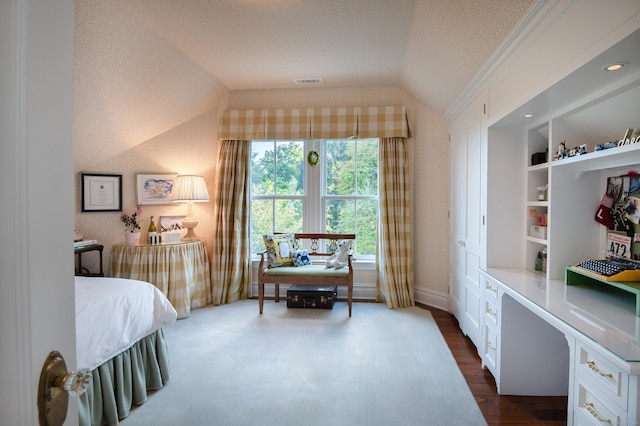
[74,276,177,426]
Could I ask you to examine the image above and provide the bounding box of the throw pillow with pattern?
[262,233,298,268]
[292,249,311,267]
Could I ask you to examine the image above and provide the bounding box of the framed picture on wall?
[136,174,177,205]
[81,173,122,212]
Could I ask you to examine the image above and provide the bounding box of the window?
[250,139,379,258]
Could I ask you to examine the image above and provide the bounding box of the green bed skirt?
[78,328,170,426]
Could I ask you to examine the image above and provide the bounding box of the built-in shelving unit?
[526,123,549,275]
[455,11,640,423]
[487,43,640,281]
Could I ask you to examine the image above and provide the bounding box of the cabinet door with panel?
[449,90,487,350]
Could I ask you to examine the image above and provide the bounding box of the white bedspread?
[75,276,178,371]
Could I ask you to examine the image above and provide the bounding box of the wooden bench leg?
[274,283,279,303]
[259,282,264,314]
[348,283,353,317]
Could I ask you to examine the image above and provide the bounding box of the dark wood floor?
[422,304,568,425]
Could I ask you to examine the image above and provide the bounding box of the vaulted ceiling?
[74,0,533,165]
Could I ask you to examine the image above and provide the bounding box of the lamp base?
[181,218,200,242]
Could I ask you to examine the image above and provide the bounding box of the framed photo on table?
[137,174,177,205]
[81,173,122,212]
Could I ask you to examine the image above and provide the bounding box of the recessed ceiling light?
[603,62,626,71]
[521,113,534,118]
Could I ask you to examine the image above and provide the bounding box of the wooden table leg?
[259,282,264,314]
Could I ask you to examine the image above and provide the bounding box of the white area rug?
[123,300,486,426]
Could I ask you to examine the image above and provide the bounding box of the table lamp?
[171,175,210,241]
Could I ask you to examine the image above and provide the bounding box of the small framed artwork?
[136,174,177,205]
[81,173,122,212]
[160,215,187,242]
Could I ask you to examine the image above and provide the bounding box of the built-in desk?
[482,267,640,425]
[110,240,211,319]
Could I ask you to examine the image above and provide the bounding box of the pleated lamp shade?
[171,175,210,241]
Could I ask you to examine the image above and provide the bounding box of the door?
[449,91,486,350]
[0,1,77,423]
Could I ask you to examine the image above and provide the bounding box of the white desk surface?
[484,267,640,364]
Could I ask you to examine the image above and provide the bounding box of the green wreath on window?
[307,149,320,167]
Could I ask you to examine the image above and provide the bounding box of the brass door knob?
[38,351,91,426]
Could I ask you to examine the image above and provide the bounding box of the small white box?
[529,225,547,239]
[162,231,182,243]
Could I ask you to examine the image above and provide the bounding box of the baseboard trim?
[414,286,448,312]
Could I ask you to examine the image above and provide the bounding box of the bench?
[258,233,356,317]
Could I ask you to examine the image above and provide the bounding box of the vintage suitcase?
[286,285,337,309]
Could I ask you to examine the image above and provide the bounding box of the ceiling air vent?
[294,78,323,85]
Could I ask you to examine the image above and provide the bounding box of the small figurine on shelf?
[537,184,548,201]
[553,140,567,160]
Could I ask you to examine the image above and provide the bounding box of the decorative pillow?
[292,249,311,267]
[262,233,298,268]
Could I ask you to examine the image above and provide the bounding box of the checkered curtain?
[218,110,265,140]
[358,106,410,138]
[377,136,414,308]
[219,106,407,140]
[210,139,251,304]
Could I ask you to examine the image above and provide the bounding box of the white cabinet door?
[449,91,486,350]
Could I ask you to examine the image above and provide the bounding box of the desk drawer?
[574,382,627,426]
[485,299,498,327]
[484,278,499,303]
[575,341,628,411]
[483,324,498,376]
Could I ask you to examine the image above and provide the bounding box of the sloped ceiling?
[74,0,533,168]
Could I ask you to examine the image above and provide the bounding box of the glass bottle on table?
[148,216,157,233]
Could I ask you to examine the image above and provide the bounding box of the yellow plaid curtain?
[265,108,310,140]
[210,139,251,304]
[358,106,410,138]
[219,106,409,140]
[309,107,358,139]
[218,110,266,140]
[377,136,414,308]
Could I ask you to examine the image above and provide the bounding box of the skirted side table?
[110,239,211,319]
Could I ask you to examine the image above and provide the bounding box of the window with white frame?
[250,139,379,259]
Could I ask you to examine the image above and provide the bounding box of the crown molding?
[444,0,561,121]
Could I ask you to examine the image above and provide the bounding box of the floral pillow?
[262,233,298,268]
[292,249,311,267]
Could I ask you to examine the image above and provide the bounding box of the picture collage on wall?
[597,172,640,260]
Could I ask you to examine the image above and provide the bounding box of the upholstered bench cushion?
[264,264,349,278]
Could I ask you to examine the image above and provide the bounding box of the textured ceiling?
[74,0,533,168]
[119,0,533,112]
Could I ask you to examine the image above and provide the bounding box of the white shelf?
[527,201,548,207]
[526,236,548,245]
[551,142,640,177]
[527,162,549,172]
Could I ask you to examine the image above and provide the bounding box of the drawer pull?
[486,306,497,318]
[587,360,614,379]
[584,402,612,425]
[486,285,498,296]
[487,340,496,351]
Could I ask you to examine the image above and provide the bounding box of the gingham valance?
[218,106,411,140]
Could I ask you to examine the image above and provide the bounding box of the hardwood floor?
[423,305,568,425]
